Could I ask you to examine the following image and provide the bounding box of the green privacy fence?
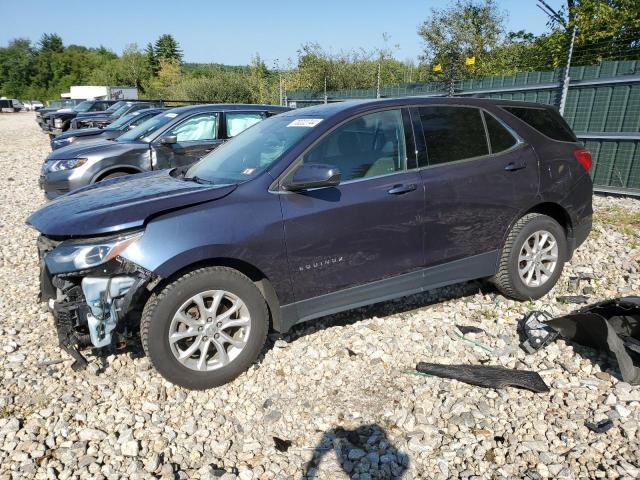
[287,60,640,195]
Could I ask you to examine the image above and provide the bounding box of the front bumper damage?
[37,235,158,369]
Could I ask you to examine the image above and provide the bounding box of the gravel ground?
[0,112,639,479]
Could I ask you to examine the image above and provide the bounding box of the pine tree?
[145,42,159,75]
[154,34,183,64]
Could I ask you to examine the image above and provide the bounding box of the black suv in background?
[51,107,167,150]
[36,100,86,129]
[40,104,289,198]
[42,100,119,136]
[28,97,593,389]
[70,101,164,130]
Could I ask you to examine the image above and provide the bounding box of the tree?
[418,0,506,84]
[154,34,183,64]
[145,42,159,75]
[38,33,64,53]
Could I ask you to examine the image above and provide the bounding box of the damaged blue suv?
[27,97,593,389]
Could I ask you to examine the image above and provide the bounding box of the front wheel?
[493,213,567,300]
[141,267,269,389]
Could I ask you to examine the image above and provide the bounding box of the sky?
[0,0,565,65]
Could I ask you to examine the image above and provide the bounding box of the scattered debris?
[518,311,558,353]
[585,419,614,434]
[273,436,292,452]
[346,348,357,357]
[453,331,493,353]
[545,297,640,385]
[456,325,485,335]
[415,362,549,393]
[493,435,506,444]
[557,295,589,304]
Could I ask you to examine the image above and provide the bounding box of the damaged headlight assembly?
[45,232,145,348]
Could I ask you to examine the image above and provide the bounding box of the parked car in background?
[51,107,167,150]
[39,104,289,198]
[31,100,45,111]
[36,100,86,127]
[28,97,593,389]
[70,101,164,129]
[0,99,23,112]
[42,100,120,135]
[21,100,33,111]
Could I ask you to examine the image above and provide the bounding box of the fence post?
[324,76,328,104]
[559,25,576,115]
[376,63,381,99]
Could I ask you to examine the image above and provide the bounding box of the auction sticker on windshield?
[287,118,322,128]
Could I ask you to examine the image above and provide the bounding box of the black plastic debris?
[585,419,614,434]
[273,437,292,452]
[415,362,549,393]
[456,325,485,335]
[557,295,589,304]
[518,311,558,353]
[545,296,640,385]
[346,348,358,357]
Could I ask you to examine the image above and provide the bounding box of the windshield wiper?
[183,175,215,185]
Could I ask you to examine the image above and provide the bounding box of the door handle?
[387,183,417,195]
[505,162,526,171]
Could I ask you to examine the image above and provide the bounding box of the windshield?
[117,111,177,142]
[107,111,142,130]
[73,101,94,112]
[109,103,131,117]
[105,101,126,113]
[185,115,318,184]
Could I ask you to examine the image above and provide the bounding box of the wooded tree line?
[1,0,638,103]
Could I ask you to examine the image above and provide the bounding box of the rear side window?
[483,113,517,154]
[418,106,488,165]
[225,112,265,138]
[502,106,576,142]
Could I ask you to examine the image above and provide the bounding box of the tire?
[100,171,129,181]
[493,213,567,301]
[141,266,269,390]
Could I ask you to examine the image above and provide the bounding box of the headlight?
[53,136,76,147]
[54,119,63,128]
[45,232,143,274]
[49,158,87,172]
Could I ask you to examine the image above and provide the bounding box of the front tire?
[493,213,567,300]
[141,267,269,389]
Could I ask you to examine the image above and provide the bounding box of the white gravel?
[0,113,639,479]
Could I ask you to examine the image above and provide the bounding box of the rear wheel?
[141,267,269,389]
[493,213,566,300]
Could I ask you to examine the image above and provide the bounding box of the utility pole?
[559,24,576,115]
[324,76,328,104]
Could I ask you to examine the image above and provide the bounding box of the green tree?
[145,42,159,75]
[418,0,506,84]
[154,34,183,64]
[38,33,64,53]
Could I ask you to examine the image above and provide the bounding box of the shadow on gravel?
[302,424,409,479]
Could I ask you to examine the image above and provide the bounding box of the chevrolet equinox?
[27,97,593,389]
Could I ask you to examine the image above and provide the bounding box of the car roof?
[280,96,558,119]
[163,104,290,116]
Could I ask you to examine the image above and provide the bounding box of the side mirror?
[284,163,341,191]
[160,135,177,145]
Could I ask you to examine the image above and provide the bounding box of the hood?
[47,139,146,160]
[76,111,112,118]
[27,170,237,237]
[56,127,106,141]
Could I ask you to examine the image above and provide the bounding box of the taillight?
[574,148,592,172]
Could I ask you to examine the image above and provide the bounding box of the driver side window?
[168,113,218,142]
[303,109,407,182]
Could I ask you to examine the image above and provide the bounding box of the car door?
[279,108,425,306]
[414,105,539,267]
[154,112,223,168]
